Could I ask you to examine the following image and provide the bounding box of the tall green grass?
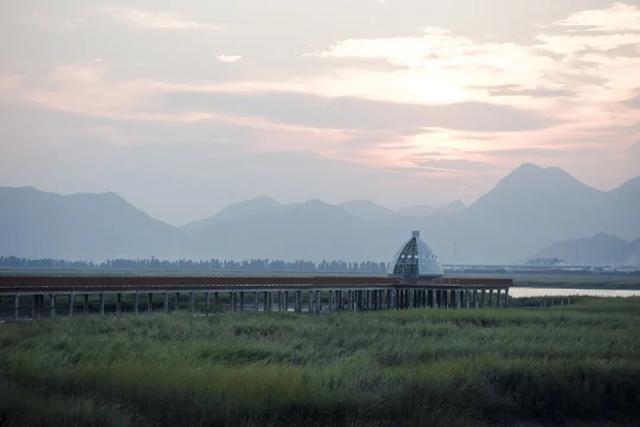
[1,297,639,426]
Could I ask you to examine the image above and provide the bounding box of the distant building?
[525,257,567,267]
[390,230,443,281]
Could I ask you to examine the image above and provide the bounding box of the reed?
[1,297,639,426]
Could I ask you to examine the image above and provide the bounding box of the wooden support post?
[100,294,105,315]
[14,294,19,320]
[190,292,195,313]
[69,293,74,316]
[175,292,180,310]
[213,292,218,312]
[116,293,122,314]
[284,291,289,312]
[308,290,315,314]
[240,292,245,312]
[147,293,152,313]
[505,289,509,308]
[28,295,33,320]
[31,294,37,319]
[254,291,259,312]
[164,293,169,313]
[83,294,89,315]
[134,293,139,315]
[206,292,211,314]
[50,294,56,318]
[292,290,299,313]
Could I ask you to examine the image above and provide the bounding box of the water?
[511,287,640,298]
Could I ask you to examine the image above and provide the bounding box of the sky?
[1,0,639,225]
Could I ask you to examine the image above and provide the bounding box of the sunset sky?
[1,1,639,224]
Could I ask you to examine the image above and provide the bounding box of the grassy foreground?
[1,298,639,426]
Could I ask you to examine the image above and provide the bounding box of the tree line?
[0,256,389,274]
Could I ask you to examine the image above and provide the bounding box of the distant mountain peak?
[514,162,543,172]
[296,199,340,212]
[181,196,284,234]
[487,163,594,199]
[507,163,572,180]
[337,199,393,221]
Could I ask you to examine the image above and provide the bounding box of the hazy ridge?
[1,164,639,264]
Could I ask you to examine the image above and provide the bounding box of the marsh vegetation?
[1,298,639,426]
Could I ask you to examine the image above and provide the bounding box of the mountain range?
[529,233,640,266]
[1,163,639,264]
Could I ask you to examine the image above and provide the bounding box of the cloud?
[304,3,640,110]
[159,90,553,132]
[2,1,639,206]
[103,7,222,31]
[625,92,640,109]
[217,55,242,63]
[551,2,640,33]
[472,84,574,98]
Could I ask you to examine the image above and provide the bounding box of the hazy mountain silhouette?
[529,232,640,266]
[336,200,394,221]
[186,199,383,261]
[181,196,284,235]
[422,163,640,263]
[1,164,639,263]
[0,187,179,259]
[397,200,467,218]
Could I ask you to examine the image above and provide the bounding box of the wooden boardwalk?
[0,275,512,320]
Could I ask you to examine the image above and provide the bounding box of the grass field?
[1,298,639,426]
